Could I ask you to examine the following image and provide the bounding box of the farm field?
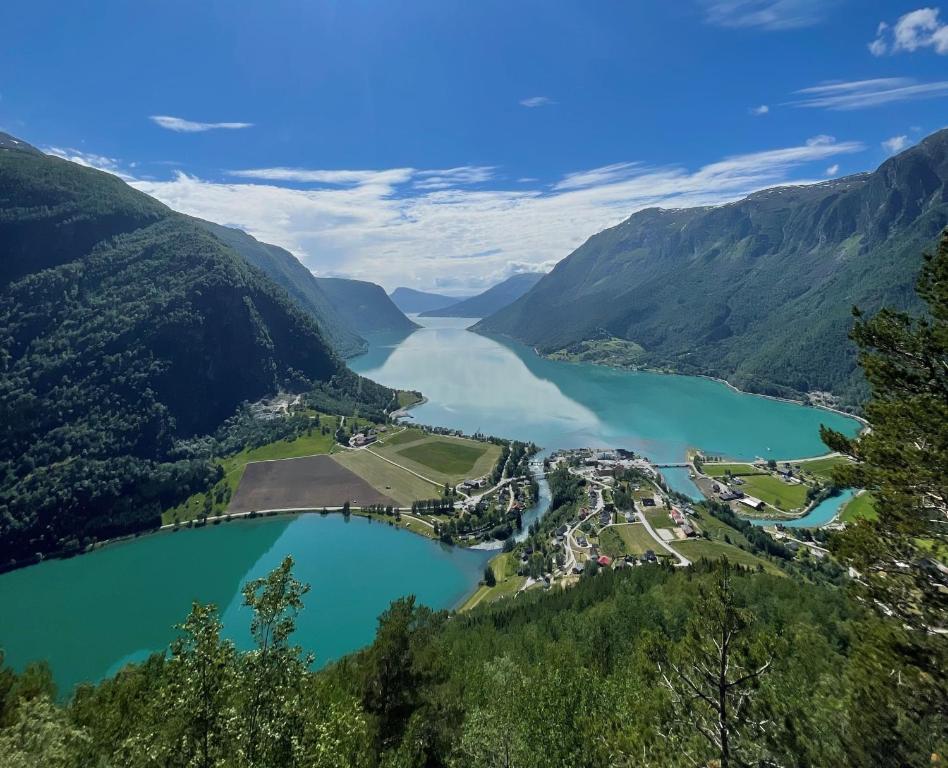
[600,524,659,557]
[373,432,501,486]
[378,427,427,447]
[738,474,808,511]
[228,455,395,513]
[702,463,764,478]
[162,428,339,524]
[840,491,878,523]
[333,450,442,506]
[796,455,852,480]
[675,539,782,574]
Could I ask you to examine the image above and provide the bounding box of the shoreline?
[474,328,867,428]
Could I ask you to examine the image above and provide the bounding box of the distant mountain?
[477,129,948,405]
[315,277,419,334]
[420,272,545,318]
[389,287,466,314]
[195,221,368,357]
[0,134,392,564]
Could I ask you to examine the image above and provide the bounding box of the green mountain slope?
[315,277,418,334]
[195,220,368,358]
[0,136,388,564]
[420,272,545,318]
[476,129,948,404]
[389,286,465,314]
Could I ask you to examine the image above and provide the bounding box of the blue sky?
[3,0,948,292]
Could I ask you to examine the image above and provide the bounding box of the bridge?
[653,462,691,469]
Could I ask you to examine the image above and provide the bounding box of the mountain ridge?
[420,272,545,318]
[476,129,948,405]
[0,134,392,563]
[389,286,468,314]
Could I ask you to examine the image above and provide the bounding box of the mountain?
[0,134,391,564]
[315,277,419,334]
[420,272,545,318]
[389,286,466,314]
[476,129,948,405]
[195,221,368,357]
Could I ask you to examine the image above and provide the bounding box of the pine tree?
[821,230,948,632]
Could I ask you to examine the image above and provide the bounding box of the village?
[463,446,846,609]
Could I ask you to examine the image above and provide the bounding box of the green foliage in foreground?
[822,230,948,633]
[1,557,944,767]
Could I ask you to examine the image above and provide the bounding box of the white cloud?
[228,167,414,186]
[826,164,840,176]
[413,166,496,190]
[790,77,948,109]
[150,115,254,133]
[126,134,864,293]
[750,104,770,115]
[519,96,554,108]
[553,162,644,191]
[870,7,948,55]
[882,135,910,154]
[44,146,135,180]
[701,0,835,30]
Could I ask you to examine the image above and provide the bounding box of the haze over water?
[350,316,861,463]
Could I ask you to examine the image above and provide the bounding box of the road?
[635,507,690,566]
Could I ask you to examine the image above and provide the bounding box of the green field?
[676,539,782,574]
[702,462,765,478]
[163,429,337,524]
[795,455,852,481]
[643,509,677,529]
[373,433,501,486]
[332,450,442,506]
[379,427,427,447]
[460,552,525,611]
[398,440,487,476]
[600,524,661,557]
[840,491,878,523]
[396,390,423,409]
[738,474,808,511]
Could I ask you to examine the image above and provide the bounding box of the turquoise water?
[0,515,489,698]
[0,316,862,696]
[747,489,857,529]
[351,317,861,463]
[661,467,703,500]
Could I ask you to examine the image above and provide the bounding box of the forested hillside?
[195,220,368,358]
[477,129,948,404]
[0,137,391,566]
[420,271,544,318]
[315,276,419,334]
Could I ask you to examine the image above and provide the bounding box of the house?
[597,555,612,567]
[642,497,656,507]
[644,549,657,563]
[738,496,766,511]
[572,562,585,574]
[681,524,696,537]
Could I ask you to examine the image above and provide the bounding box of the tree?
[453,656,529,768]
[240,556,312,766]
[654,559,774,768]
[361,597,423,754]
[163,602,239,768]
[821,230,948,633]
[0,696,89,768]
[483,565,496,587]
